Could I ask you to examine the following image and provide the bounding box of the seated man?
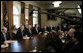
[32,24,41,35]
[66,31,82,52]
[42,25,49,33]
[12,25,17,39]
[48,25,55,32]
[1,27,11,44]
[16,25,26,39]
[64,27,76,48]
[25,24,33,37]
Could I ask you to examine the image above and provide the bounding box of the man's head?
[28,24,32,29]
[44,25,47,28]
[50,25,53,27]
[20,25,24,31]
[68,28,76,37]
[35,24,39,28]
[2,27,7,33]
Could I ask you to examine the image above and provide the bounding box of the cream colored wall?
[41,10,47,28]
[41,10,62,28]
[46,18,61,27]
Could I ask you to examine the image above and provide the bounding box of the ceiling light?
[77,5,81,14]
[52,1,62,7]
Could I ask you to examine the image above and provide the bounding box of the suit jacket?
[48,27,55,32]
[67,42,82,52]
[1,32,11,44]
[42,28,49,33]
[25,28,33,37]
[32,27,41,35]
[16,29,26,39]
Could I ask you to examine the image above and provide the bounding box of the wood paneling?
[6,1,13,36]
[2,1,13,37]
[28,4,33,26]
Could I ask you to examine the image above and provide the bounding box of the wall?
[41,10,62,28]
[46,18,61,27]
[41,10,47,28]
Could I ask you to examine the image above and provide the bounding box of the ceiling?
[22,1,82,9]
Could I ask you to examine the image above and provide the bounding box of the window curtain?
[20,2,25,25]
[2,1,13,37]
[28,4,33,26]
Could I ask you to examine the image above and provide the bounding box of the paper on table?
[23,37,30,39]
[4,40,16,44]
[10,40,16,43]
[1,44,9,48]
[4,40,11,44]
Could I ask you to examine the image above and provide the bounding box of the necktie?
[3,33,7,41]
[21,31,23,36]
[29,29,31,34]
[36,28,38,33]
[45,28,46,31]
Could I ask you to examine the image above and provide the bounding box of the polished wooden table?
[1,35,45,52]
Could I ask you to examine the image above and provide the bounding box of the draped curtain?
[20,2,25,25]
[28,4,33,25]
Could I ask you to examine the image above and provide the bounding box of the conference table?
[1,35,45,52]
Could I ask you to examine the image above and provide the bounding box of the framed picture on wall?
[47,9,57,20]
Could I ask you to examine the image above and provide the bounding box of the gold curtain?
[20,2,25,25]
[28,4,33,25]
[2,1,13,37]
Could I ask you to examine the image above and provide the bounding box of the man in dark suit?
[66,31,82,52]
[42,25,49,33]
[32,24,41,35]
[25,24,33,37]
[48,25,55,32]
[1,27,11,44]
[56,24,62,32]
[16,25,26,39]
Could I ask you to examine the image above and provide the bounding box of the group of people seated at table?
[1,24,56,43]
[44,23,82,52]
[44,27,82,52]
[11,24,57,39]
[1,22,82,52]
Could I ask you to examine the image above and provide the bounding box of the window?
[13,2,21,28]
[33,11,38,27]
